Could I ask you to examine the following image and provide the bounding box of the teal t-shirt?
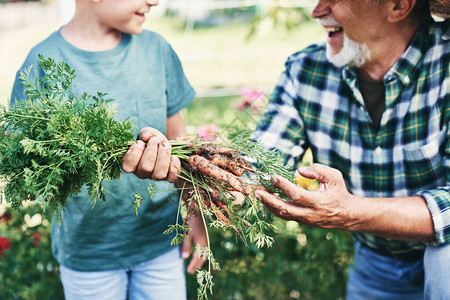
[10,30,195,271]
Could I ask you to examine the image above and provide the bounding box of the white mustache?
[318,15,342,27]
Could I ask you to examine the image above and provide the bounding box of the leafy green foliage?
[0,55,135,222]
[229,130,294,182]
[0,204,64,300]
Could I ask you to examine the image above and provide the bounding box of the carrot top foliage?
[0,55,135,222]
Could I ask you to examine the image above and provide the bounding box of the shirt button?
[374,146,382,155]
[404,75,410,84]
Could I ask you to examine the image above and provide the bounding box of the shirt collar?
[383,19,435,87]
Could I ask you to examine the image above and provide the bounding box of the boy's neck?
[60,15,123,52]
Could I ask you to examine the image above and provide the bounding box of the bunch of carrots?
[146,134,290,247]
[152,135,291,299]
[185,143,263,223]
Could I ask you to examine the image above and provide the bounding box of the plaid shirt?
[253,19,449,251]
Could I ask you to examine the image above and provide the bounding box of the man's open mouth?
[324,26,343,38]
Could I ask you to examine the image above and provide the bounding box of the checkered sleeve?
[417,91,450,245]
[253,58,309,170]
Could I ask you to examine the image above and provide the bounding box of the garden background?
[0,1,354,299]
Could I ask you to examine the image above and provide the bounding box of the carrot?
[209,202,230,224]
[203,178,258,228]
[198,187,230,224]
[188,155,253,195]
[209,154,246,176]
[197,144,253,169]
[197,144,239,156]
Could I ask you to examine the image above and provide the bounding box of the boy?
[10,0,207,299]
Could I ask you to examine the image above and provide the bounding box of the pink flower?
[237,87,265,112]
[241,87,264,101]
[197,124,219,141]
[236,99,252,111]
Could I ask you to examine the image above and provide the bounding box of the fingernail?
[150,138,161,145]
[162,140,170,148]
[298,166,307,173]
[271,176,278,184]
[182,251,189,259]
[255,191,261,199]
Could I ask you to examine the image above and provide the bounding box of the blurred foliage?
[0,202,64,299]
[176,2,313,39]
[186,220,353,300]
[247,5,312,39]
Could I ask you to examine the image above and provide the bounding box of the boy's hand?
[181,210,208,274]
[121,127,181,182]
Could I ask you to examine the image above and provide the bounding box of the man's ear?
[387,0,416,22]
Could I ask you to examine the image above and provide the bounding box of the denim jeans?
[60,247,186,300]
[424,243,450,300]
[346,240,424,300]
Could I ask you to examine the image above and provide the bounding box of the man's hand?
[255,164,358,230]
[181,211,208,274]
[121,127,181,182]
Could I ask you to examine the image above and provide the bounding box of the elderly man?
[253,0,449,299]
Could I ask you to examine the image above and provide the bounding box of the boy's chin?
[126,28,144,35]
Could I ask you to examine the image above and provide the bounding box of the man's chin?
[326,47,347,67]
[325,37,370,68]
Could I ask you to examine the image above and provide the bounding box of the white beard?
[326,34,371,68]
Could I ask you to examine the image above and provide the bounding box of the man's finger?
[121,140,145,174]
[298,163,342,185]
[271,175,306,202]
[256,189,302,220]
[255,190,308,222]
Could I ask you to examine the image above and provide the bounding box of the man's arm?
[256,163,436,242]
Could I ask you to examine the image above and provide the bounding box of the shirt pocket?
[402,133,445,191]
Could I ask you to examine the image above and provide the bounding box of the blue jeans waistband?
[360,242,425,262]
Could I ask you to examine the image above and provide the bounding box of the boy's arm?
[166,112,188,139]
[167,112,208,273]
